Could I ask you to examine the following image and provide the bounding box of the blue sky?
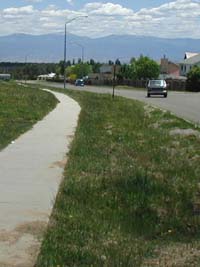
[1,1,170,11]
[0,0,200,38]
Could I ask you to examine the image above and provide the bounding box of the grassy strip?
[36,88,200,267]
[0,81,58,150]
[116,85,145,91]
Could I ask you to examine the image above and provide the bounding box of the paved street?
[32,81,200,125]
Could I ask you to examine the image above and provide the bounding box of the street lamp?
[64,15,88,89]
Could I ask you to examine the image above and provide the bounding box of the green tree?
[135,56,160,80]
[115,59,121,65]
[88,59,101,73]
[186,66,200,92]
[118,64,136,80]
[66,63,92,79]
[89,59,95,65]
[58,61,65,76]
[130,57,136,64]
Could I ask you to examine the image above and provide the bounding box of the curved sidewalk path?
[0,90,81,267]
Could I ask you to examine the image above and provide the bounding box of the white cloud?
[0,1,200,38]
[3,5,34,15]
[83,2,134,16]
[66,0,75,5]
[25,0,42,2]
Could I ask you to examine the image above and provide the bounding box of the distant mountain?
[0,33,199,63]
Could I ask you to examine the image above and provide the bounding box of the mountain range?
[0,33,199,63]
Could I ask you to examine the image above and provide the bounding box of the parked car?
[147,79,168,97]
[75,79,84,86]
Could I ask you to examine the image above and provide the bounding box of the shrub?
[186,66,200,92]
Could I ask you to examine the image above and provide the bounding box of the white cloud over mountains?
[0,0,200,38]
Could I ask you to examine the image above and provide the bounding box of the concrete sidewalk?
[0,90,81,267]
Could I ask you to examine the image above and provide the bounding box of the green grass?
[36,88,200,267]
[0,81,58,150]
[116,85,145,90]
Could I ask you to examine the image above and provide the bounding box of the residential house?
[37,72,56,80]
[99,64,121,79]
[160,56,180,78]
[180,52,200,76]
[184,52,199,60]
[88,64,121,84]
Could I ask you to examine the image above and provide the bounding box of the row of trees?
[57,59,101,77]
[0,60,101,80]
[0,56,160,81]
[0,62,57,80]
[118,56,160,80]
[56,56,160,81]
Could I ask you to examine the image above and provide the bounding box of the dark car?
[75,79,84,86]
[147,80,168,98]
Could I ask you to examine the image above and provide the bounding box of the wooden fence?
[89,78,186,91]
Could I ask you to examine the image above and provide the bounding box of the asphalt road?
[29,81,200,125]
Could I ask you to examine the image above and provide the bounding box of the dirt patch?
[0,234,40,267]
[0,221,47,267]
[15,221,47,239]
[144,242,200,267]
[151,119,177,129]
[169,128,200,138]
[0,230,20,244]
[50,157,67,169]
[67,134,74,139]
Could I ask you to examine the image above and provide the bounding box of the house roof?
[180,53,200,65]
[100,64,113,73]
[38,73,56,78]
[184,52,199,59]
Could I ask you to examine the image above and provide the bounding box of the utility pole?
[112,64,116,99]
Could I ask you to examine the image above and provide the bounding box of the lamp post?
[64,15,88,89]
